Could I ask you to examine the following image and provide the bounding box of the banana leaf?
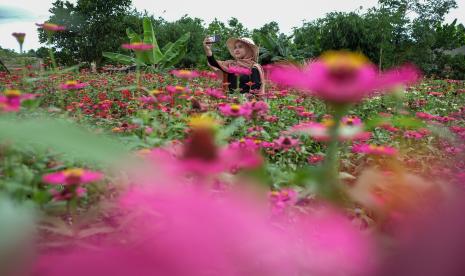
[102,52,146,66]
[143,17,164,64]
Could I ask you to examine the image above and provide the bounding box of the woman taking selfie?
[203,36,265,93]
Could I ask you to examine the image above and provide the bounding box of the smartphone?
[207,35,220,44]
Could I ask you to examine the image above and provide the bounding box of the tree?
[39,0,141,66]
[151,15,206,68]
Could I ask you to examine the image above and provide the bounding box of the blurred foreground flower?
[269,51,420,104]
[0,89,36,112]
[171,69,200,79]
[288,117,371,142]
[36,22,66,32]
[228,65,252,76]
[34,186,374,276]
[122,42,154,51]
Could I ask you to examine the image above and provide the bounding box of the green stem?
[47,34,57,71]
[320,107,347,200]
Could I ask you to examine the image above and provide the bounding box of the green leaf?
[0,117,132,166]
[160,32,190,68]
[143,17,164,64]
[102,52,145,66]
[392,116,426,129]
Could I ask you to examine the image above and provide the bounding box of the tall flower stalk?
[36,23,66,71]
[122,42,154,96]
[269,50,420,201]
[12,32,26,54]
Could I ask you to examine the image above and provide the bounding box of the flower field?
[1,51,465,275]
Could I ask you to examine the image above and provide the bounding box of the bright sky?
[1,0,465,52]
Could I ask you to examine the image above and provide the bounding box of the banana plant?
[103,17,190,69]
[256,33,301,65]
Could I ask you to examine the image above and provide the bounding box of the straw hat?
[226,37,259,61]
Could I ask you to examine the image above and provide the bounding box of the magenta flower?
[205,88,226,99]
[229,138,262,151]
[228,65,252,76]
[308,154,325,164]
[49,186,87,201]
[269,188,298,214]
[341,115,363,126]
[289,120,370,142]
[59,80,89,90]
[171,69,200,79]
[42,168,103,185]
[273,136,300,151]
[403,129,430,139]
[352,144,397,156]
[269,51,420,103]
[218,103,252,118]
[243,100,269,116]
[36,22,66,32]
[0,89,36,112]
[166,85,190,94]
[121,42,154,51]
[34,186,374,276]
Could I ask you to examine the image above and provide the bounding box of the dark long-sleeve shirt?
[207,54,262,93]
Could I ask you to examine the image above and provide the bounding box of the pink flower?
[34,186,374,276]
[166,85,189,94]
[228,65,252,76]
[352,144,397,156]
[36,22,66,32]
[49,186,87,201]
[218,103,252,118]
[200,70,218,79]
[243,100,269,116]
[0,89,36,112]
[42,168,103,185]
[59,80,89,90]
[341,115,363,126]
[308,154,325,164]
[403,130,429,139]
[289,120,370,142]
[273,136,300,151]
[121,42,154,51]
[205,88,226,99]
[269,188,298,214]
[229,138,262,151]
[269,51,420,103]
[416,112,436,120]
[171,69,200,79]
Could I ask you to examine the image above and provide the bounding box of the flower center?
[230,104,240,112]
[321,51,370,83]
[66,80,78,86]
[5,90,21,98]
